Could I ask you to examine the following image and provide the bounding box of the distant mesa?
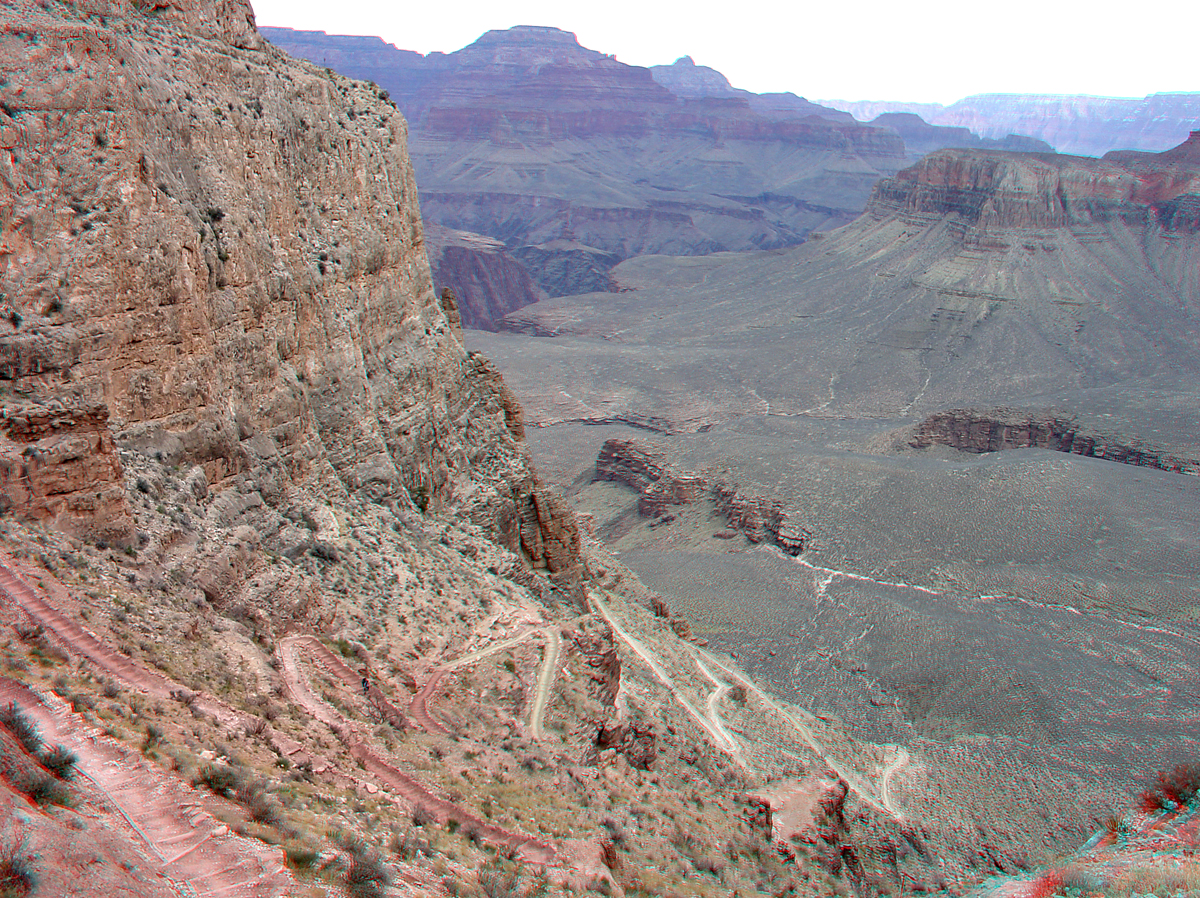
[824,92,1200,157]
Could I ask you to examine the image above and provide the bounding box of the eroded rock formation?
[595,438,809,555]
[871,134,1200,233]
[425,224,547,329]
[910,409,1200,475]
[0,400,133,544]
[0,0,579,583]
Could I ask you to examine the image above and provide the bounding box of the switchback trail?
[0,558,563,872]
[410,626,562,740]
[587,583,909,819]
[278,636,559,865]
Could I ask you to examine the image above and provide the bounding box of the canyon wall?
[0,0,578,577]
[826,93,1200,157]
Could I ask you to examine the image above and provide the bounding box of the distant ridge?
[822,92,1200,157]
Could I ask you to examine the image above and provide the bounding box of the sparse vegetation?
[345,844,391,898]
[0,703,42,756]
[0,835,34,898]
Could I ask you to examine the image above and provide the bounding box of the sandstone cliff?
[0,0,578,578]
[871,135,1200,233]
[424,223,547,330]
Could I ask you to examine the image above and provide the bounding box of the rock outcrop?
[0,0,579,582]
[594,438,809,555]
[261,25,906,296]
[424,224,547,329]
[910,408,1200,475]
[870,135,1200,233]
[0,400,133,545]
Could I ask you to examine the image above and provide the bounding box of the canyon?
[261,25,913,308]
[469,133,1200,888]
[0,3,1094,897]
[0,3,1196,898]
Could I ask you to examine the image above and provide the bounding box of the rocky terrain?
[828,92,1200,157]
[261,25,908,298]
[466,132,1200,894]
[0,3,1114,898]
[424,224,548,330]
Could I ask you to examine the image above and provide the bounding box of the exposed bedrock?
[910,409,1200,475]
[424,224,548,329]
[0,0,582,582]
[871,133,1200,233]
[594,438,810,555]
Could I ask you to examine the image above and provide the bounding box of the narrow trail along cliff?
[0,676,298,898]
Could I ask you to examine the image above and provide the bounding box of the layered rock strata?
[594,438,809,555]
[871,135,1200,233]
[0,400,133,544]
[0,0,579,581]
[424,224,547,329]
[261,25,907,296]
[910,409,1200,475]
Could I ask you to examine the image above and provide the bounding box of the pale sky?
[250,0,1196,106]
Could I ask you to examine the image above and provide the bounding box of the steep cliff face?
[424,224,547,329]
[0,0,577,576]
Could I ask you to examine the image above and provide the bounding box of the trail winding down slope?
[0,556,565,873]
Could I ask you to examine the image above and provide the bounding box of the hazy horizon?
[250,0,1197,105]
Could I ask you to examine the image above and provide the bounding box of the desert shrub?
[194,762,246,797]
[40,745,77,781]
[411,803,434,827]
[13,769,72,807]
[0,835,34,897]
[0,704,42,757]
[1140,762,1200,813]
[345,846,391,898]
[480,869,520,898]
[237,781,282,826]
[284,841,319,870]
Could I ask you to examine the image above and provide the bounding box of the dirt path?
[410,626,561,741]
[0,678,299,898]
[278,636,559,866]
[528,628,561,740]
[587,588,741,757]
[694,644,908,819]
[584,583,910,819]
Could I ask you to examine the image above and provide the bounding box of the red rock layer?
[871,133,1200,232]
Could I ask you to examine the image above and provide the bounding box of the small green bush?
[0,703,42,756]
[41,745,77,781]
[194,762,246,797]
[0,835,34,897]
[14,769,72,807]
[345,847,391,898]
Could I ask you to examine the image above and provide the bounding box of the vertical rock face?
[0,1,578,576]
[424,224,548,329]
[0,401,134,544]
